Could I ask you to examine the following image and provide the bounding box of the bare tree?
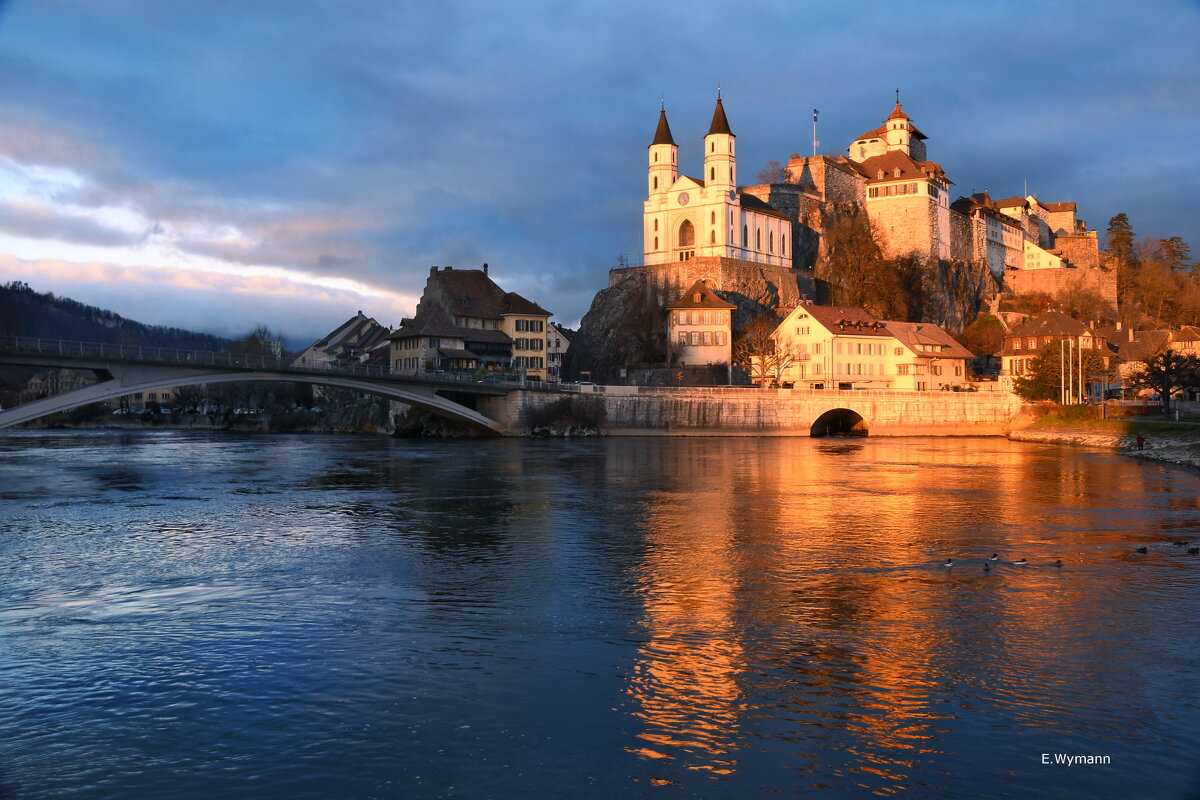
[732,316,794,386]
[756,160,790,184]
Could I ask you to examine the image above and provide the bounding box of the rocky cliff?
[563,257,814,382]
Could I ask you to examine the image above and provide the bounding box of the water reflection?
[1,431,1198,799]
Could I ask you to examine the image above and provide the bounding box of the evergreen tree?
[1106,213,1136,266]
[1161,236,1192,271]
[1012,344,1107,403]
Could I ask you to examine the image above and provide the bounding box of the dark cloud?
[0,0,1197,330]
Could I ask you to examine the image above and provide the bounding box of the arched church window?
[743,224,747,245]
[710,211,715,224]
[756,229,761,250]
[653,176,658,190]
[710,142,715,153]
[710,167,715,181]
[654,219,658,231]
[654,152,658,163]
[654,236,658,250]
[782,234,787,255]
[678,219,695,248]
[710,230,715,244]
[769,232,774,253]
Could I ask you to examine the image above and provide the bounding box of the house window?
[702,331,712,346]
[813,343,822,354]
[1014,339,1021,351]
[782,234,787,255]
[678,332,687,346]
[898,364,910,374]
[702,311,711,324]
[756,229,761,250]
[715,332,725,346]
[429,338,440,348]
[690,331,700,346]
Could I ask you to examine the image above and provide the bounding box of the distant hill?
[0,281,229,350]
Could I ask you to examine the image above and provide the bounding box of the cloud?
[0,0,1196,330]
[0,254,420,343]
[0,201,148,246]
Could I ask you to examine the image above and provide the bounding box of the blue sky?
[0,0,1197,344]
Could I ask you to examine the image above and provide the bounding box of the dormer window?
[694,293,702,302]
[893,167,901,178]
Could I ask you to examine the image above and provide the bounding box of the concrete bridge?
[0,336,539,433]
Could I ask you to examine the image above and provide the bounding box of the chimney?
[483,262,489,276]
[429,266,437,275]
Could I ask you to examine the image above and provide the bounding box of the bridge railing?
[0,335,558,392]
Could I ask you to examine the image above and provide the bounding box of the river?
[1,431,1198,799]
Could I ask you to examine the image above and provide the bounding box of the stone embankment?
[1010,420,1200,470]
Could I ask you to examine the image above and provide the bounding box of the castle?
[631,93,1115,309]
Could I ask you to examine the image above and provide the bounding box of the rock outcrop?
[564,257,813,382]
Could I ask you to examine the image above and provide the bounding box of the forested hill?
[0,281,228,350]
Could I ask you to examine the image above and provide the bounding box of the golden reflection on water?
[618,436,1195,789]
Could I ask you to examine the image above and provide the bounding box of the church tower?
[703,91,735,190]
[648,103,678,199]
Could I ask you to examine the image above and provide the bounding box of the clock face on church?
[677,192,689,206]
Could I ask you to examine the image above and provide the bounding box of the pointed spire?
[887,89,909,121]
[651,102,676,146]
[707,91,733,136]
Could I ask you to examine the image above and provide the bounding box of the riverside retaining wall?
[478,387,1026,437]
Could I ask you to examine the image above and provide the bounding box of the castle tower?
[884,100,913,156]
[648,103,678,198]
[703,92,735,190]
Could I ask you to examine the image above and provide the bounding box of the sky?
[0,0,1198,346]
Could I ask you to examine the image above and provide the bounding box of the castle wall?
[869,195,939,258]
[1004,267,1117,311]
[1054,233,1101,269]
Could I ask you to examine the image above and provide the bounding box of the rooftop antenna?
[716,79,721,100]
[896,88,901,106]
[812,108,820,157]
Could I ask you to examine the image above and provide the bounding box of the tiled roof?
[651,108,676,147]
[1045,202,1076,212]
[738,191,793,220]
[422,267,550,320]
[882,321,974,359]
[996,196,1028,208]
[1115,330,1171,363]
[501,292,552,317]
[708,96,733,136]
[857,151,946,184]
[1007,311,1090,339]
[800,303,892,337]
[666,279,738,310]
[388,305,463,340]
[853,124,888,141]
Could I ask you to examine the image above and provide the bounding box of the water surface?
[1,431,1198,799]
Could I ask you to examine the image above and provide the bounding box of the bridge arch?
[810,407,868,437]
[0,366,505,433]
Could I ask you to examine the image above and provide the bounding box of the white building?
[643,95,793,268]
[665,279,736,378]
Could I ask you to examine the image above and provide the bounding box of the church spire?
[707,92,732,136]
[651,102,676,146]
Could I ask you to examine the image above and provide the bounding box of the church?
[643,94,793,269]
